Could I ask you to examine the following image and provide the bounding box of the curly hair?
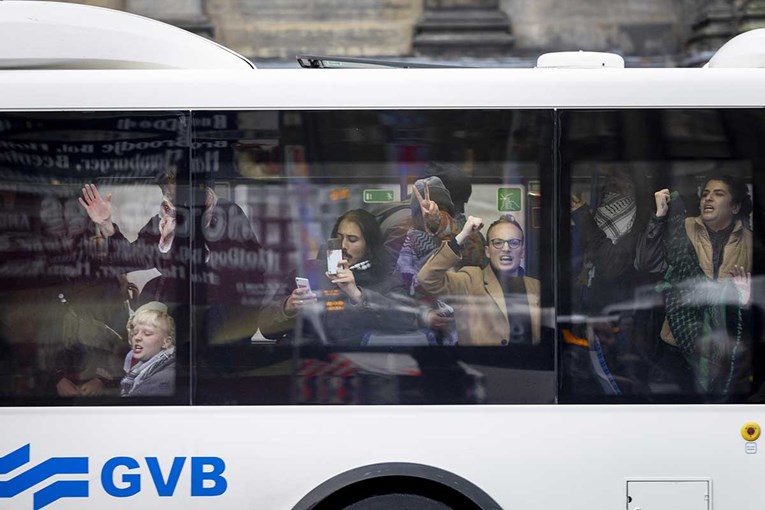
[702,174,752,219]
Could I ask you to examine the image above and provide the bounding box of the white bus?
[1,2,764,510]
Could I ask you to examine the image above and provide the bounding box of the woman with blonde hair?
[121,302,176,397]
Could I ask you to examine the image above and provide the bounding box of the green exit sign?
[497,187,522,212]
[363,189,395,203]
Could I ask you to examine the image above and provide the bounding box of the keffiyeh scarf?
[594,192,636,243]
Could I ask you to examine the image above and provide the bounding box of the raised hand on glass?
[157,197,177,252]
[79,183,115,236]
[730,264,751,305]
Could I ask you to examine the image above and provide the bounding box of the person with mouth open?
[417,214,541,346]
[636,174,753,394]
[120,302,176,397]
[260,209,436,346]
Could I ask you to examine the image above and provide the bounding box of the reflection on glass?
[417,214,541,346]
[0,109,556,406]
[0,112,191,401]
[562,109,763,403]
[638,176,752,395]
[121,301,175,397]
[220,109,554,405]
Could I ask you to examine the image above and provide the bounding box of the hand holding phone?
[295,277,311,293]
[285,277,317,316]
[326,238,343,275]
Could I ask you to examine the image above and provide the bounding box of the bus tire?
[292,463,500,510]
[342,492,456,510]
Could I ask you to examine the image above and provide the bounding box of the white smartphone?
[326,238,343,275]
[295,277,311,293]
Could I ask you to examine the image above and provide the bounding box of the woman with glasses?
[418,214,541,346]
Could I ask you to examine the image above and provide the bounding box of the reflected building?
[51,0,765,65]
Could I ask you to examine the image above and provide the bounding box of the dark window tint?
[559,109,765,403]
[191,110,556,405]
[0,112,191,405]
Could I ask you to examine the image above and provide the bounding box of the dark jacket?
[571,206,648,314]
[635,200,753,394]
[105,199,265,346]
[260,259,422,346]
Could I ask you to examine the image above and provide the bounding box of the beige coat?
[418,241,541,346]
[661,217,752,345]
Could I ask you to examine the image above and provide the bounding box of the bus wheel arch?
[292,462,501,510]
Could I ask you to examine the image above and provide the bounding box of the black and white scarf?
[594,192,636,243]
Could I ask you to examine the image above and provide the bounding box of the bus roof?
[1,67,764,110]
[0,3,763,111]
[0,1,255,70]
[707,28,765,68]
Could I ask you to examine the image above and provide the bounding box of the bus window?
[190,109,556,405]
[0,111,192,404]
[560,109,765,403]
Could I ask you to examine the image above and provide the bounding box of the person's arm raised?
[654,188,670,218]
[455,216,484,246]
[79,183,116,237]
[413,181,442,233]
[731,264,752,306]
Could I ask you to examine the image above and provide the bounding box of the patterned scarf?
[395,228,440,296]
[594,192,636,243]
[394,228,458,345]
[120,347,175,397]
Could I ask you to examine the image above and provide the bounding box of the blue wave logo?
[0,444,88,510]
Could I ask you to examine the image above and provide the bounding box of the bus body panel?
[1,67,764,510]
[1,405,763,509]
[1,69,765,110]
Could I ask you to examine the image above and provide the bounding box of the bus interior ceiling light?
[0,0,256,70]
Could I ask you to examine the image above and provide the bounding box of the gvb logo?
[0,444,87,510]
[0,444,227,509]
